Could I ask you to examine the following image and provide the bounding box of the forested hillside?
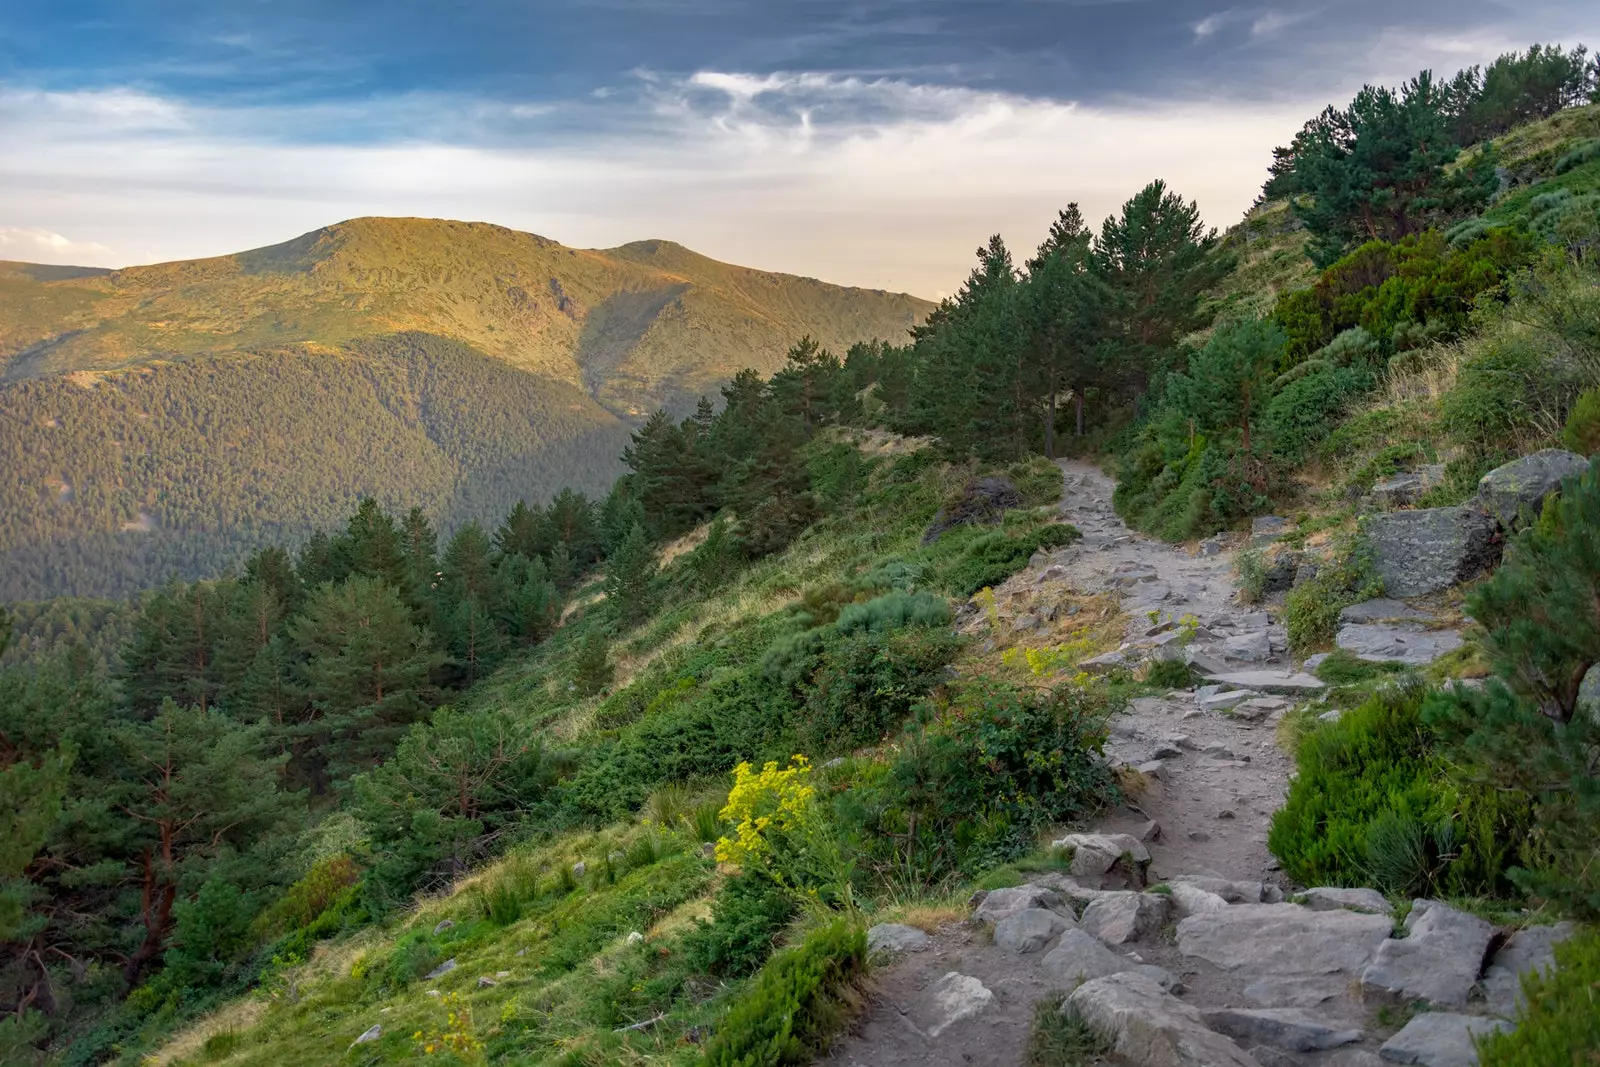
[3,39,1600,1067]
[0,222,929,598]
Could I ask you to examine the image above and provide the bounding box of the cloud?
[0,227,117,265]
[0,75,1314,293]
[1192,11,1239,40]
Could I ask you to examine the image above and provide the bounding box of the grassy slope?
[146,447,1118,1067]
[0,218,932,418]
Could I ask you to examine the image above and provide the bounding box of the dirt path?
[820,459,1326,1067]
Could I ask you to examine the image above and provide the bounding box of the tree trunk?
[1044,389,1057,459]
[1075,393,1085,437]
[124,855,175,987]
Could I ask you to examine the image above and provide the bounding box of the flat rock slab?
[1336,622,1463,666]
[1477,448,1589,529]
[1202,670,1326,694]
[992,907,1073,954]
[1067,973,1263,1067]
[1168,882,1231,917]
[1377,1011,1512,1066]
[867,923,933,955]
[1178,904,1393,1003]
[1041,929,1176,989]
[971,884,1067,923]
[1480,920,1575,1018]
[1363,506,1500,598]
[1297,887,1394,916]
[1202,1007,1362,1052]
[911,972,994,1039]
[1338,599,1428,623]
[1360,900,1495,1009]
[1171,876,1265,903]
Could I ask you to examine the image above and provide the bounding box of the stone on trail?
[1363,506,1500,598]
[1297,887,1393,916]
[992,907,1073,954]
[1170,875,1264,903]
[1177,904,1393,1007]
[1042,929,1177,989]
[1337,599,1427,623]
[1167,881,1230,918]
[1051,832,1152,880]
[1198,689,1257,712]
[1376,1011,1512,1067]
[866,923,932,955]
[971,883,1068,923]
[1066,972,1262,1067]
[1223,631,1274,663]
[911,972,994,1039]
[1080,892,1170,945]
[1232,697,1289,722]
[1335,622,1463,667]
[1359,899,1495,1009]
[1477,448,1589,529]
[1201,1007,1362,1052]
[1202,670,1326,695]
[1481,921,1575,1017]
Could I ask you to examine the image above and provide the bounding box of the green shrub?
[1424,459,1600,914]
[1562,387,1600,455]
[1554,139,1600,175]
[833,590,951,635]
[1261,365,1374,462]
[700,920,867,1067]
[1025,998,1113,1066]
[1287,541,1378,653]
[1145,658,1196,690]
[1007,456,1067,506]
[937,524,1081,597]
[1312,649,1407,686]
[680,874,797,978]
[1268,682,1526,896]
[795,627,962,755]
[1475,927,1600,1064]
[1235,549,1267,604]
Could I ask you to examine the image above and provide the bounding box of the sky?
[0,1,1593,297]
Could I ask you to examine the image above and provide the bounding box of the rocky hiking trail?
[819,460,1568,1067]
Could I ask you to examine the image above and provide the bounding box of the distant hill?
[0,219,932,598]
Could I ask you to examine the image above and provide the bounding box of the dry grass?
[144,998,268,1066]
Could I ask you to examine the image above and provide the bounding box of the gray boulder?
[1360,899,1495,1008]
[423,958,457,980]
[1481,921,1576,1018]
[1252,516,1292,546]
[1171,876,1266,903]
[866,923,932,955]
[1223,631,1274,663]
[1377,1011,1512,1066]
[1335,622,1463,667]
[909,972,994,1038]
[350,1024,382,1048]
[1297,887,1393,916]
[1080,892,1170,945]
[971,883,1067,923]
[993,907,1073,954]
[1067,973,1262,1067]
[1167,881,1231,917]
[1202,670,1327,694]
[1338,599,1426,623]
[1041,929,1177,989]
[1477,448,1590,529]
[1178,904,1393,1008]
[1364,506,1500,598]
[1202,1007,1362,1052]
[1051,832,1152,881]
[1372,465,1445,508]
[1581,664,1600,723]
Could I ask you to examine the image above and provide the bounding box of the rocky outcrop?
[1335,622,1462,666]
[867,923,932,955]
[1477,448,1589,529]
[1376,1011,1512,1066]
[1363,506,1500,598]
[1067,973,1263,1067]
[1359,899,1495,1008]
[992,907,1073,954]
[1481,921,1575,1018]
[1372,464,1446,508]
[1051,832,1152,884]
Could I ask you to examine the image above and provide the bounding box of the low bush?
[1474,927,1600,1064]
[1311,649,1406,686]
[937,524,1081,597]
[701,920,867,1067]
[1235,549,1267,604]
[1286,541,1378,653]
[680,873,797,978]
[1268,682,1527,896]
[1562,386,1600,455]
[1144,658,1196,690]
[1025,997,1113,1066]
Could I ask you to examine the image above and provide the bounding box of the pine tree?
[604,522,659,627]
[436,524,509,684]
[295,529,341,588]
[1023,203,1111,452]
[545,489,601,567]
[287,575,444,785]
[599,482,648,556]
[498,553,559,645]
[339,498,409,589]
[1165,317,1287,450]
[243,545,301,616]
[570,628,613,697]
[770,336,843,437]
[400,506,440,606]
[109,700,298,984]
[494,500,548,560]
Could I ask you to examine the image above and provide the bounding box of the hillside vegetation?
[0,222,929,598]
[3,38,1600,1067]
